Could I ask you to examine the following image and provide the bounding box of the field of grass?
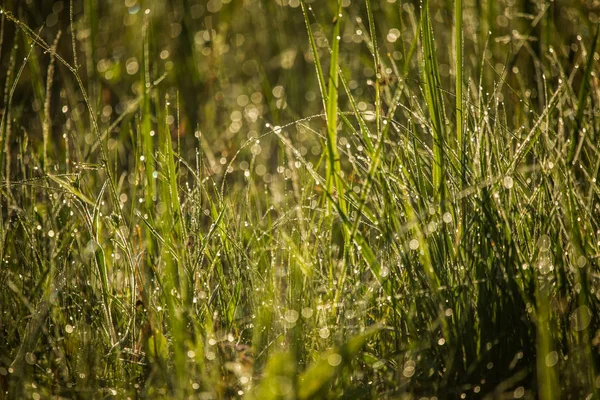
[1,0,600,398]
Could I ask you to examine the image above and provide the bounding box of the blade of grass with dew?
[568,24,600,165]
[403,11,422,77]
[337,67,374,154]
[301,0,346,217]
[455,0,465,241]
[507,84,565,175]
[157,97,189,394]
[421,0,457,266]
[47,174,96,206]
[552,166,598,396]
[326,2,347,218]
[141,11,156,210]
[42,31,61,171]
[92,180,118,346]
[84,0,98,107]
[365,0,381,137]
[420,0,447,207]
[300,1,328,109]
[1,29,33,194]
[333,0,386,310]
[21,34,47,158]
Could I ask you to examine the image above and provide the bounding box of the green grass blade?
[455,0,463,179]
[568,24,600,164]
[420,0,447,205]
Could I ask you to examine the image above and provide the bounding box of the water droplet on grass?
[25,352,37,365]
[403,360,416,377]
[443,212,452,224]
[513,387,525,399]
[301,307,313,318]
[570,306,592,331]
[537,235,551,251]
[284,310,299,323]
[545,351,558,367]
[327,353,342,366]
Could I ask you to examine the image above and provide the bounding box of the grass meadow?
[1,0,600,398]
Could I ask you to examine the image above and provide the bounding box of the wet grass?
[1,0,600,398]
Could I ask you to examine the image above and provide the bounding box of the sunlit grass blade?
[301,0,346,217]
[365,0,381,136]
[300,1,328,108]
[420,0,447,206]
[455,0,464,182]
[324,1,346,216]
[141,11,156,209]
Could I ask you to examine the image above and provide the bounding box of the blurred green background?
[2,0,598,181]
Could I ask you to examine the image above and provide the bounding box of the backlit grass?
[1,0,600,398]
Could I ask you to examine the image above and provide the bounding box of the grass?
[1,0,600,398]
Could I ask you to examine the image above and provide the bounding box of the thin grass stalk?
[1,32,35,196]
[43,31,61,171]
[0,27,16,190]
[569,25,600,165]
[142,12,155,207]
[455,0,465,247]
[325,0,346,217]
[300,2,327,107]
[365,0,381,138]
[0,13,4,58]
[455,0,463,184]
[69,0,78,69]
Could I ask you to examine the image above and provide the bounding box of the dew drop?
[570,305,592,331]
[327,353,342,366]
[284,310,299,323]
[301,307,313,318]
[545,351,558,367]
[409,239,419,250]
[25,352,37,365]
[537,235,551,251]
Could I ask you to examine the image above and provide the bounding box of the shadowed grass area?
[1,0,600,398]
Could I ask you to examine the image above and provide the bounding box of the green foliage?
[1,0,600,399]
